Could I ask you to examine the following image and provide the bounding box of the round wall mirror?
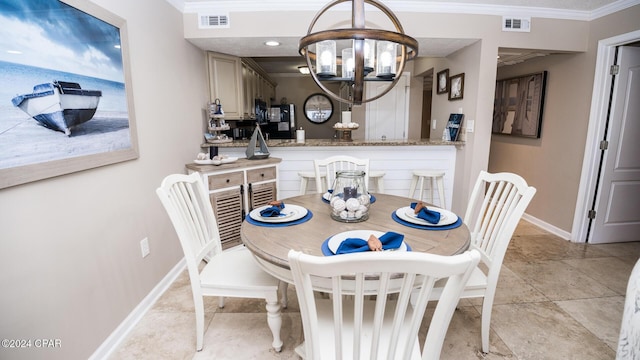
[303,93,333,124]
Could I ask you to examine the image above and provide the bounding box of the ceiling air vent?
[502,17,531,32]
[199,13,230,29]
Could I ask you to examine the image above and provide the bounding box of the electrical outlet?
[140,237,150,258]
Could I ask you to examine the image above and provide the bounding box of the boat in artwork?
[11,80,102,136]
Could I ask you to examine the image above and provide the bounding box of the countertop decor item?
[298,0,418,106]
[245,125,270,159]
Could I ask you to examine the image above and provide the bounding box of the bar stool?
[298,171,326,195]
[408,170,446,208]
[368,171,385,194]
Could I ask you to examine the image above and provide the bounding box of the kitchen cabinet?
[207,52,243,119]
[186,157,281,248]
[207,52,276,120]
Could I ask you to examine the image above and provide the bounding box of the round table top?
[241,193,471,274]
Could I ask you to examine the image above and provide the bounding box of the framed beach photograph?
[492,71,547,138]
[0,0,138,189]
[436,69,449,94]
[448,73,465,100]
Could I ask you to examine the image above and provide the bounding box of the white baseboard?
[89,258,186,360]
[522,213,572,241]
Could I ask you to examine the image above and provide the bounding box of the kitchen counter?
[205,141,461,203]
[202,138,463,148]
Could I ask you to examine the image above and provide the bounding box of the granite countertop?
[202,138,463,148]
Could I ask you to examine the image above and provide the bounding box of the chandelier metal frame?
[299,0,418,105]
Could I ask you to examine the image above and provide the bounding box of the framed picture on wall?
[0,0,138,189]
[436,69,449,94]
[492,71,547,138]
[448,73,465,101]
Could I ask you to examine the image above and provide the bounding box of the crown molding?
[590,0,640,20]
[169,0,639,21]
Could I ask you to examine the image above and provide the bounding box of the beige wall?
[0,0,207,358]
[490,52,591,231]
[489,5,640,234]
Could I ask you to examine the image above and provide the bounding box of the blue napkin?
[410,202,441,224]
[335,231,404,254]
[260,202,285,217]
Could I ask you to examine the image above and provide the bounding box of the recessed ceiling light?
[7,50,22,54]
[265,41,280,47]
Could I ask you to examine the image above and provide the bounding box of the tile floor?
[112,221,640,359]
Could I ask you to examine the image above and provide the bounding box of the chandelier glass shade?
[299,0,418,105]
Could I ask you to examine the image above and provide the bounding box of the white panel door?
[590,46,640,243]
[365,73,409,141]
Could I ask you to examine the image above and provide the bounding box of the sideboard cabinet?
[186,157,281,248]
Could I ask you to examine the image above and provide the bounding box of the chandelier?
[299,0,418,105]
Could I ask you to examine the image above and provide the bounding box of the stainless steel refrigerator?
[265,104,296,139]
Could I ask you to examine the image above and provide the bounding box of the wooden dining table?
[241,193,471,284]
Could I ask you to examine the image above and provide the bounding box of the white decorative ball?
[355,210,363,218]
[332,198,346,212]
[358,205,368,213]
[357,194,370,205]
[345,198,360,211]
[340,210,348,219]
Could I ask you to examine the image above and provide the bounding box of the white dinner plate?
[395,206,458,226]
[327,230,407,254]
[249,204,308,223]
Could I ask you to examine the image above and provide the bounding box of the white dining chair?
[314,155,370,194]
[288,248,481,360]
[418,170,536,354]
[156,173,283,352]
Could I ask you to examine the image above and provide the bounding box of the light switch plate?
[140,237,150,258]
[431,119,437,129]
[466,120,475,132]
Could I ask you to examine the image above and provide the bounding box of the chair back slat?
[464,171,536,272]
[289,249,480,360]
[157,173,222,269]
[314,155,370,193]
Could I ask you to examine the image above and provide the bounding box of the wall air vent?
[199,13,230,29]
[502,16,531,32]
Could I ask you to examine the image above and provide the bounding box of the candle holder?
[328,170,370,222]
